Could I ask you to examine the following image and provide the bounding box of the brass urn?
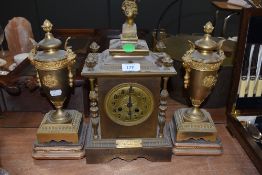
[175,21,225,142]
[29,20,82,144]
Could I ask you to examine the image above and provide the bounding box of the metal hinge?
[231,103,240,117]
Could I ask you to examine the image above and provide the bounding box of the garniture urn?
[175,21,225,142]
[182,21,225,122]
[28,20,81,143]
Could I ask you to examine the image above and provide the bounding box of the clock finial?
[121,0,138,26]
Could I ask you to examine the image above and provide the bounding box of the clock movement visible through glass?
[104,83,154,126]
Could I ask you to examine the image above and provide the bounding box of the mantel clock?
[81,0,176,163]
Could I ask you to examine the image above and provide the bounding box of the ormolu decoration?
[89,41,100,53]
[121,0,138,41]
[81,1,176,163]
[170,22,224,155]
[202,75,217,88]
[29,20,85,159]
[42,74,58,88]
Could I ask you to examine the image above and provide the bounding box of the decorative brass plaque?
[116,139,142,148]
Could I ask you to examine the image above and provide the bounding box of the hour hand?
[127,95,132,118]
[127,86,133,118]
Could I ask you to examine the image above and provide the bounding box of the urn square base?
[85,123,172,163]
[169,109,223,155]
[36,110,83,144]
[32,122,87,159]
[174,108,217,142]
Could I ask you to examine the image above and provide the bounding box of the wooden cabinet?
[227,8,262,174]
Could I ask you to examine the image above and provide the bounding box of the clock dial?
[104,83,154,126]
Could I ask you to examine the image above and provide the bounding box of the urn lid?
[35,20,66,62]
[194,22,217,52]
[186,21,225,64]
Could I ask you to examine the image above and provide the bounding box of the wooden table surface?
[0,99,260,175]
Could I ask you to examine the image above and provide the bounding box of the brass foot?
[48,109,72,124]
[183,107,208,122]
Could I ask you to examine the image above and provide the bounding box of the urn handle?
[188,40,195,52]
[28,38,39,64]
[217,39,225,53]
[29,38,38,50]
[64,37,72,51]
[183,61,191,89]
[64,37,76,87]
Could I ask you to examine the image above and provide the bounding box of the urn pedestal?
[170,22,224,155]
[29,20,86,159]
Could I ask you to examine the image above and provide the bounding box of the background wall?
[0,0,239,41]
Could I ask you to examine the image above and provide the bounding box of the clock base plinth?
[169,109,223,156]
[32,121,87,160]
[85,123,172,163]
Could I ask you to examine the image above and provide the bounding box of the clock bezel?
[104,82,154,126]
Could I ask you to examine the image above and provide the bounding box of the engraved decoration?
[202,75,217,88]
[116,139,142,148]
[42,74,58,88]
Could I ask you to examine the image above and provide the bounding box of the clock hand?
[127,86,133,119]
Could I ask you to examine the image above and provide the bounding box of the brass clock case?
[104,83,154,126]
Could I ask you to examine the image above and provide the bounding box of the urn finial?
[41,19,53,33]
[203,21,214,35]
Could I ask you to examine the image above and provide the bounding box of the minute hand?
[127,86,133,119]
